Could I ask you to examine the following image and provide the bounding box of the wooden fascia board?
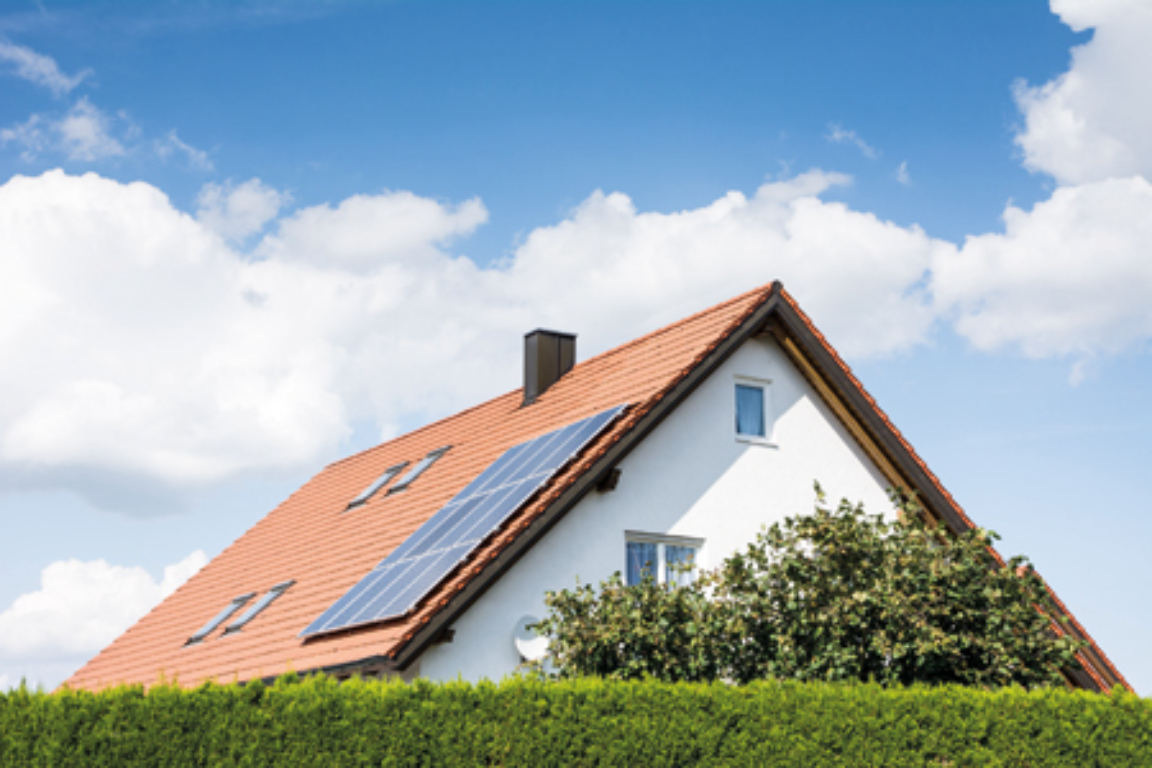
[386,289,785,671]
[766,306,972,536]
[766,304,1119,693]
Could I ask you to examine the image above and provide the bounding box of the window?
[186,593,255,645]
[347,462,409,510]
[735,378,771,442]
[223,581,294,635]
[388,446,451,494]
[625,533,703,587]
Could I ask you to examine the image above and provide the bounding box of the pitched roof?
[65,282,1129,693]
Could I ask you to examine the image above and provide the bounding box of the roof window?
[347,462,409,510]
[223,581,295,635]
[388,446,451,494]
[186,592,255,645]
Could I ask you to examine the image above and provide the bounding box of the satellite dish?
[512,614,549,662]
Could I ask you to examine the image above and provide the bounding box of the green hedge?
[1,675,1148,766]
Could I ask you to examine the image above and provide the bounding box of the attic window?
[223,581,294,635]
[735,377,772,443]
[347,462,409,510]
[186,593,255,646]
[387,446,451,494]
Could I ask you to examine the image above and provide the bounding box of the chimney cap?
[524,328,577,339]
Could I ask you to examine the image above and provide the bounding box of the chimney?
[523,329,576,405]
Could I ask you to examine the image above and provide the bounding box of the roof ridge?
[574,281,777,370]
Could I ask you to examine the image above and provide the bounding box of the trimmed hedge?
[1,675,1149,766]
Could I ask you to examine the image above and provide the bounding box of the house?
[65,282,1129,692]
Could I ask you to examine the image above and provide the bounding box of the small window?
[388,446,451,494]
[347,462,409,510]
[186,593,255,645]
[625,534,702,587]
[223,581,294,635]
[735,381,767,440]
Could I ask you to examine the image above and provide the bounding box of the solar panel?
[301,404,626,638]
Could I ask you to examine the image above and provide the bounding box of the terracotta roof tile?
[66,284,770,690]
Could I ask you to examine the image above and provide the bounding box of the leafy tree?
[535,486,1087,688]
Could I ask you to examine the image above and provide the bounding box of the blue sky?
[1,0,1150,693]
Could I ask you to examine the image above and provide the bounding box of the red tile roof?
[65,282,1129,693]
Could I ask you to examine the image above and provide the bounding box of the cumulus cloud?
[197,178,288,241]
[0,168,947,513]
[937,0,1152,367]
[256,189,488,271]
[500,171,943,360]
[0,41,90,97]
[935,176,1152,359]
[0,551,206,689]
[826,123,879,159]
[1014,0,1152,184]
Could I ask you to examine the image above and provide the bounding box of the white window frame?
[734,375,775,447]
[624,531,705,586]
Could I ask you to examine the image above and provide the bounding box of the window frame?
[734,375,775,446]
[222,580,295,636]
[346,462,410,511]
[387,446,452,495]
[624,531,704,587]
[186,592,255,646]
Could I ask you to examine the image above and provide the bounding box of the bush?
[1,675,1148,766]
[537,488,1087,688]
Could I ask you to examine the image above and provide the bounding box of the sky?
[0,0,1150,694]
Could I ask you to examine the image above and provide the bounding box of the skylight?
[223,581,295,635]
[387,446,451,494]
[186,593,255,645]
[347,462,409,510]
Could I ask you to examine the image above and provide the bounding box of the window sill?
[736,435,777,448]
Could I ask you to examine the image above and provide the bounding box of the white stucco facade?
[418,333,895,683]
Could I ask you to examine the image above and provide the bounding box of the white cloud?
[0,168,947,513]
[57,97,125,161]
[933,176,1152,360]
[826,123,879,159]
[934,0,1152,367]
[896,161,911,186]
[197,178,288,241]
[2,98,126,163]
[156,130,213,172]
[256,189,488,271]
[0,114,48,161]
[1014,0,1152,184]
[0,551,206,688]
[0,41,90,97]
[500,170,942,360]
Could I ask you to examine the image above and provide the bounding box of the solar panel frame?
[301,405,626,638]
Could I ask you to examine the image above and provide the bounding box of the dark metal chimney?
[523,329,576,405]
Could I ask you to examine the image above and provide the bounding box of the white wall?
[419,334,895,683]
